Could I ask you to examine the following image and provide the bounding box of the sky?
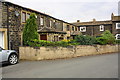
[5,0,119,23]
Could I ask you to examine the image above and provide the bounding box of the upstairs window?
[26,13,30,20]
[75,27,78,31]
[67,25,70,31]
[116,34,120,40]
[116,23,120,29]
[50,20,52,27]
[40,17,44,25]
[78,27,80,31]
[72,26,75,31]
[100,25,104,31]
[22,12,26,23]
[80,27,86,32]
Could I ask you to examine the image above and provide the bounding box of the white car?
[0,47,19,65]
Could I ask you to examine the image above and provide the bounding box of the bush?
[116,40,120,44]
[96,30,115,45]
[74,35,96,45]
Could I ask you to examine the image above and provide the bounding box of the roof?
[72,20,112,26]
[37,27,67,34]
[112,16,120,21]
[0,0,76,26]
[71,31,81,35]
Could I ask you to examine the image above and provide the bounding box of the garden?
[23,14,120,47]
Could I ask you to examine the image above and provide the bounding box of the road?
[1,53,118,78]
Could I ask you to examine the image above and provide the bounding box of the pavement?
[1,53,118,78]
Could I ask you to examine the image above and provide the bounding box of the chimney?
[111,13,114,20]
[77,20,80,22]
[93,18,96,22]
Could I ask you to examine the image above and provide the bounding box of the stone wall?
[19,45,119,61]
[0,2,2,27]
[79,24,112,37]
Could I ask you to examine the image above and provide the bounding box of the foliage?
[74,35,96,45]
[115,40,120,44]
[96,30,115,45]
[23,13,39,46]
[28,39,79,47]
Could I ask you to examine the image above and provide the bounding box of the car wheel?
[8,54,18,65]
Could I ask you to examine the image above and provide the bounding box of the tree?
[23,13,39,46]
[96,30,115,45]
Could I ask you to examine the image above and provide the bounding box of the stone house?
[72,13,120,39]
[0,0,81,51]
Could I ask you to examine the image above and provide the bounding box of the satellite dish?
[15,11,19,17]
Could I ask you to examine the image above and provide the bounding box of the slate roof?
[0,0,76,26]
[72,20,112,26]
[37,27,67,34]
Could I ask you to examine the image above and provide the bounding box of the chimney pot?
[77,20,80,22]
[93,18,96,22]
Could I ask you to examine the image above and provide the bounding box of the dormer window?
[80,27,86,32]
[116,23,120,29]
[100,25,104,31]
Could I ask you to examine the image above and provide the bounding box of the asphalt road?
[1,53,118,78]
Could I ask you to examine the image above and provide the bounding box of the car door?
[0,48,2,62]
[0,47,7,62]
[1,50,8,62]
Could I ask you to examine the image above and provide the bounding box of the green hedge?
[116,40,120,44]
[27,30,117,47]
[28,39,79,47]
[96,30,115,45]
[74,35,96,45]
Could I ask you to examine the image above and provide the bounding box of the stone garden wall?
[19,45,119,60]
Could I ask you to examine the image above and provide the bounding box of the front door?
[40,34,47,40]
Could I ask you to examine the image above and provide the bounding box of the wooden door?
[40,34,47,40]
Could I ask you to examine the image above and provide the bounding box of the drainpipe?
[6,3,10,50]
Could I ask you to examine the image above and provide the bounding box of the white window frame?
[115,34,120,40]
[100,25,104,31]
[80,27,86,32]
[116,23,120,29]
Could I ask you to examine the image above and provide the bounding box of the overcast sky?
[6,0,119,23]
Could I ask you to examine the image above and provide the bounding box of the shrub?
[23,13,39,46]
[28,39,79,47]
[74,35,96,45]
[96,30,115,45]
[116,40,120,44]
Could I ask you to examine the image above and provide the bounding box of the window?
[100,25,104,31]
[80,27,86,32]
[67,25,70,31]
[72,26,74,31]
[116,23,120,29]
[22,12,26,23]
[75,27,78,31]
[116,34,120,40]
[40,17,44,25]
[26,13,30,20]
[50,20,52,27]
[78,27,80,31]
